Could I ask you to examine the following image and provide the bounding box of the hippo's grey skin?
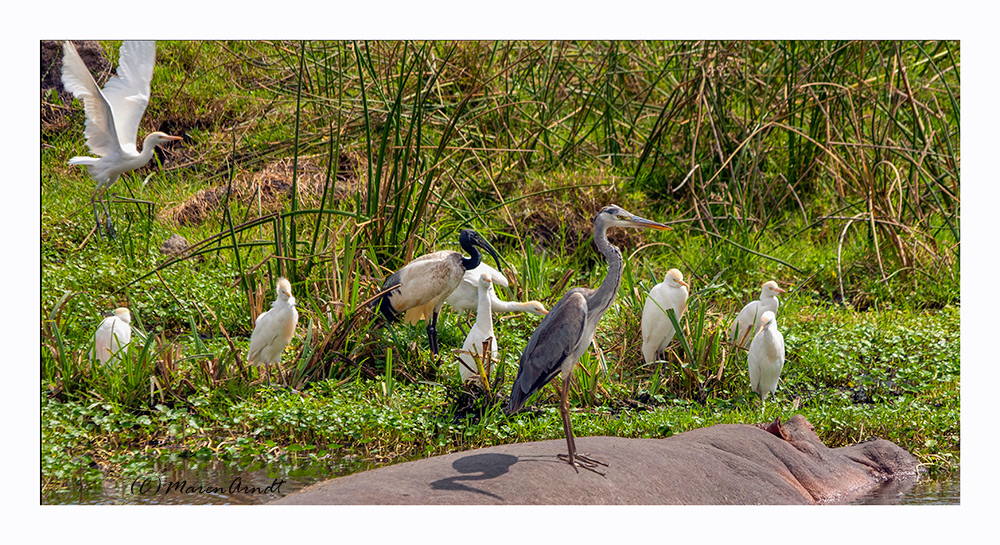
[274,415,921,505]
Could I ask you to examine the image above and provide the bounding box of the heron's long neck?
[591,222,623,313]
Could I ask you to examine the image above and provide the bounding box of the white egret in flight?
[61,40,181,237]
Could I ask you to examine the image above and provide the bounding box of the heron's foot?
[557,453,608,476]
[105,218,116,239]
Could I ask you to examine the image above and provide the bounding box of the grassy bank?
[40,40,959,499]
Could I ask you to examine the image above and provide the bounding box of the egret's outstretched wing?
[101,41,156,151]
[508,289,587,412]
[61,41,120,158]
[463,263,509,288]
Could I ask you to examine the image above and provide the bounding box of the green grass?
[41,40,959,499]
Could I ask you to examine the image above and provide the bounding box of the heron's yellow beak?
[625,214,672,231]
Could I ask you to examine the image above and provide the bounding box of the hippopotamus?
[273,415,921,505]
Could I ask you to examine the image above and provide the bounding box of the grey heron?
[91,307,132,364]
[248,277,299,369]
[747,310,785,406]
[641,268,689,364]
[446,263,549,317]
[457,273,499,383]
[374,229,501,355]
[729,280,785,348]
[507,205,671,473]
[61,41,182,238]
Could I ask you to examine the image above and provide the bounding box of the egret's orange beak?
[678,279,690,289]
[773,286,786,293]
[164,135,183,141]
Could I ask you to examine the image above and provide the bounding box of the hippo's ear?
[757,417,791,441]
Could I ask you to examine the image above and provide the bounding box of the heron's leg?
[555,373,607,476]
[556,375,579,473]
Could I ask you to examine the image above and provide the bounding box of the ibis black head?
[459,229,502,270]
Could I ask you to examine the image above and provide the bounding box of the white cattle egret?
[641,268,690,364]
[729,280,785,348]
[61,40,182,237]
[508,205,671,474]
[91,307,132,364]
[747,310,785,405]
[458,273,499,383]
[248,277,299,368]
[373,229,501,355]
[446,263,548,316]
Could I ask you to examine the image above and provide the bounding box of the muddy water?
[44,459,960,505]
[847,470,960,505]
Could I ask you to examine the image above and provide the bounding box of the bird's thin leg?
[555,374,607,475]
[92,184,115,238]
[90,194,103,237]
[427,311,439,355]
[101,197,116,239]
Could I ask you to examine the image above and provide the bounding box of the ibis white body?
[641,268,689,363]
[374,230,501,355]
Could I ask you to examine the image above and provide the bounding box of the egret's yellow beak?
[678,279,690,289]
[164,135,183,141]
[773,286,787,294]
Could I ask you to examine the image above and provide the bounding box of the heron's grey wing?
[102,41,156,151]
[61,41,120,158]
[508,290,587,412]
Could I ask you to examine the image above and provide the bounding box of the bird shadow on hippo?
[274,414,922,505]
